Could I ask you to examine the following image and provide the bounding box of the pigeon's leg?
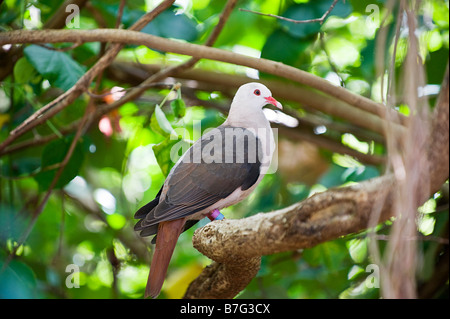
[206,209,225,221]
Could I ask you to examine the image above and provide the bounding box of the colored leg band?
[207,209,224,221]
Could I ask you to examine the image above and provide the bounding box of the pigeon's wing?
[134,187,162,219]
[134,126,262,237]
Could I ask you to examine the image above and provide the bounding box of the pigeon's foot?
[207,209,224,221]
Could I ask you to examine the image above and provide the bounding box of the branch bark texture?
[191,176,393,263]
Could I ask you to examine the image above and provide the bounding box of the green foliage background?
[0,0,448,299]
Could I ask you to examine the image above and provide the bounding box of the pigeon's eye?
[254,89,261,96]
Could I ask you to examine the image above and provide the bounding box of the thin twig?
[375,0,398,106]
[319,32,345,87]
[115,0,126,29]
[239,0,340,25]
[387,1,405,107]
[36,42,83,52]
[0,162,63,180]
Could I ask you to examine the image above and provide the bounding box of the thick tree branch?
[193,175,394,262]
[184,257,261,299]
[183,176,394,299]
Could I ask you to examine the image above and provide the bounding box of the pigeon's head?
[233,82,282,110]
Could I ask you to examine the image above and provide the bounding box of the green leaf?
[0,259,37,298]
[1,157,40,178]
[0,204,29,241]
[141,6,198,42]
[34,136,85,191]
[150,104,176,137]
[303,240,349,271]
[315,0,353,18]
[426,48,450,85]
[349,0,385,14]
[280,0,353,38]
[347,238,368,263]
[318,163,347,188]
[170,98,186,118]
[281,5,321,38]
[261,29,312,66]
[13,57,39,84]
[343,166,379,183]
[152,137,191,177]
[24,45,86,91]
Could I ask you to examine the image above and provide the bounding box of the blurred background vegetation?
[0,0,448,299]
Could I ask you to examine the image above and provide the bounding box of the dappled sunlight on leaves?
[0,0,448,299]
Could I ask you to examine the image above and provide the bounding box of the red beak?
[264,96,283,109]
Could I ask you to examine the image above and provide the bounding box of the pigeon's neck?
[225,102,276,177]
[225,103,269,130]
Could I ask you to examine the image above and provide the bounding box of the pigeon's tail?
[145,218,186,299]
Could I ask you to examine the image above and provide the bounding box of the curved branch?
[0,29,403,124]
[109,62,393,138]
